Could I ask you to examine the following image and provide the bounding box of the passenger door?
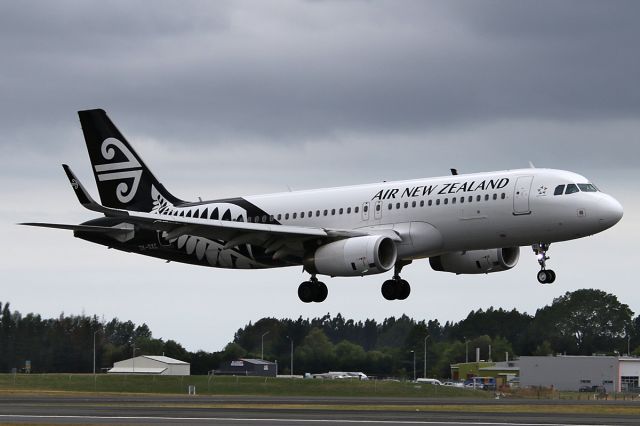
[513,176,533,215]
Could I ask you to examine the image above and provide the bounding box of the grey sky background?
[1,1,639,352]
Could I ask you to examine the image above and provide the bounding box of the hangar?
[108,355,190,376]
[519,355,640,393]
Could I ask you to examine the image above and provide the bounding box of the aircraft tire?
[547,270,556,283]
[313,282,328,303]
[298,281,314,303]
[381,280,396,300]
[537,270,552,284]
[396,279,411,300]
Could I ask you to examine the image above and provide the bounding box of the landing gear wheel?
[537,269,556,284]
[298,281,314,303]
[298,275,328,303]
[397,279,411,300]
[546,270,556,284]
[381,280,396,300]
[313,281,328,303]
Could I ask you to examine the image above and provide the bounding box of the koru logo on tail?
[94,138,143,203]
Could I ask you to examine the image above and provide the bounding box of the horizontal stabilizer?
[20,222,128,234]
[62,164,127,217]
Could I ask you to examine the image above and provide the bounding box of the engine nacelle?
[304,235,397,277]
[429,247,520,274]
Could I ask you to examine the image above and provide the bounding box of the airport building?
[214,359,277,377]
[107,355,190,376]
[450,361,519,388]
[519,355,640,393]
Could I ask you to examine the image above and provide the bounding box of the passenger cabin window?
[493,194,497,200]
[404,202,408,208]
[323,210,328,216]
[277,214,282,221]
[428,200,433,206]
[331,209,335,215]
[355,206,359,213]
[339,208,344,214]
[388,203,393,210]
[420,200,424,207]
[412,201,416,208]
[347,207,351,214]
[292,213,297,219]
[444,198,448,205]
[375,204,380,212]
[452,197,456,204]
[436,199,440,206]
[285,213,289,220]
[565,184,579,194]
[554,185,565,195]
[363,205,368,212]
[578,183,598,192]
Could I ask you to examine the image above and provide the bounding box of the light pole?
[132,343,139,374]
[628,334,631,356]
[413,350,417,381]
[261,331,270,360]
[465,339,469,363]
[423,335,430,379]
[286,336,293,377]
[93,330,99,375]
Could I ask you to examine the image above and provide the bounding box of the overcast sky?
[2,1,639,353]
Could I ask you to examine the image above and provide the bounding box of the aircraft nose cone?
[609,197,624,224]
[600,195,623,227]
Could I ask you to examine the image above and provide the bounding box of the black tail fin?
[78,109,184,212]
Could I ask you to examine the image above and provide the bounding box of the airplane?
[21,109,624,303]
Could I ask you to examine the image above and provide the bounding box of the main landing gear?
[533,243,556,284]
[381,261,412,301]
[298,275,328,303]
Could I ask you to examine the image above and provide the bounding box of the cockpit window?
[554,185,565,195]
[565,184,579,194]
[578,183,598,192]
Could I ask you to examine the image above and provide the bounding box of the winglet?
[62,164,127,216]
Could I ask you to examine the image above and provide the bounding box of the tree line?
[1,289,638,377]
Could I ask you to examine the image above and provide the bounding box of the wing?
[21,165,400,261]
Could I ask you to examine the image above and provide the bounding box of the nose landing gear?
[533,243,556,284]
[298,275,328,303]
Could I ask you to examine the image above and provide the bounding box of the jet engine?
[429,247,520,274]
[304,235,397,277]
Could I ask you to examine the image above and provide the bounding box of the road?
[0,394,638,425]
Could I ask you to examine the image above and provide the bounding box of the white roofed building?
[108,355,190,376]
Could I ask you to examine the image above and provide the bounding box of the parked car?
[414,378,443,385]
[443,381,464,388]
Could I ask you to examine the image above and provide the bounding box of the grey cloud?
[1,1,639,146]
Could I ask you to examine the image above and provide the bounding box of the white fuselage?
[175,168,622,263]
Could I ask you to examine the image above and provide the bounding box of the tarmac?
[0,394,639,425]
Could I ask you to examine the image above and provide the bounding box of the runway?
[0,394,639,425]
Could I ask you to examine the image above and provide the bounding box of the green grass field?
[0,374,488,398]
